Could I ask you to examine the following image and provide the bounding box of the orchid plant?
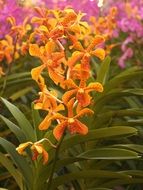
[0,5,143,190]
[16,7,105,165]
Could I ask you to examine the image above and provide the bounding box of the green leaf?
[95,109,143,125]
[0,72,31,84]
[120,170,143,177]
[9,87,33,101]
[0,137,33,188]
[100,178,143,188]
[123,88,143,95]
[0,152,23,190]
[112,144,143,154]
[0,115,26,143]
[31,103,43,140]
[94,89,143,113]
[106,70,143,90]
[50,170,131,189]
[96,56,111,84]
[1,97,36,141]
[113,66,141,78]
[77,148,140,160]
[60,126,137,151]
[38,157,84,184]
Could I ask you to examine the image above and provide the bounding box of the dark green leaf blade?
[1,97,36,141]
[77,148,140,160]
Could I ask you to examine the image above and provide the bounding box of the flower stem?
[47,134,65,190]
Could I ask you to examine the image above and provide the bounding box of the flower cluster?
[16,8,105,164]
[0,15,32,75]
[105,0,143,67]
[90,6,118,39]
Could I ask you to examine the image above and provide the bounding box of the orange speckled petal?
[91,48,105,60]
[42,149,49,164]
[64,79,78,89]
[86,82,104,92]
[39,114,51,130]
[33,144,43,154]
[31,65,45,82]
[16,142,32,155]
[29,44,42,57]
[69,119,88,135]
[86,35,105,51]
[53,121,67,141]
[48,67,64,85]
[75,108,94,118]
[48,113,67,122]
[45,41,55,54]
[76,92,91,107]
[55,104,65,112]
[62,89,77,104]
[67,98,76,118]
[67,51,84,67]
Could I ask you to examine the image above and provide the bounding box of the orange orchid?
[14,8,107,166]
[0,17,31,66]
[0,35,14,64]
[7,16,31,40]
[38,102,64,131]
[29,41,65,85]
[34,88,64,130]
[62,79,103,107]
[90,7,117,39]
[30,9,79,44]
[67,34,105,80]
[16,141,49,164]
[68,34,105,66]
[34,88,58,111]
[31,24,64,44]
[32,75,64,130]
[47,98,94,140]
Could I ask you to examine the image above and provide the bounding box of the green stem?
[47,134,65,190]
[0,73,8,96]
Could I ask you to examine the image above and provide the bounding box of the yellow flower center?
[78,88,84,94]
[85,52,90,57]
[48,60,52,65]
[68,118,75,124]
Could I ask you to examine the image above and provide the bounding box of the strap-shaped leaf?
[31,103,43,140]
[120,170,143,177]
[60,126,137,151]
[0,115,26,143]
[94,89,143,113]
[112,144,143,154]
[38,157,84,185]
[77,148,140,160]
[0,137,33,188]
[50,170,131,189]
[100,178,143,188]
[95,109,143,125]
[1,97,36,141]
[113,66,140,78]
[0,152,23,190]
[0,72,31,83]
[106,70,143,90]
[9,87,33,101]
[95,89,143,105]
[96,56,111,85]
